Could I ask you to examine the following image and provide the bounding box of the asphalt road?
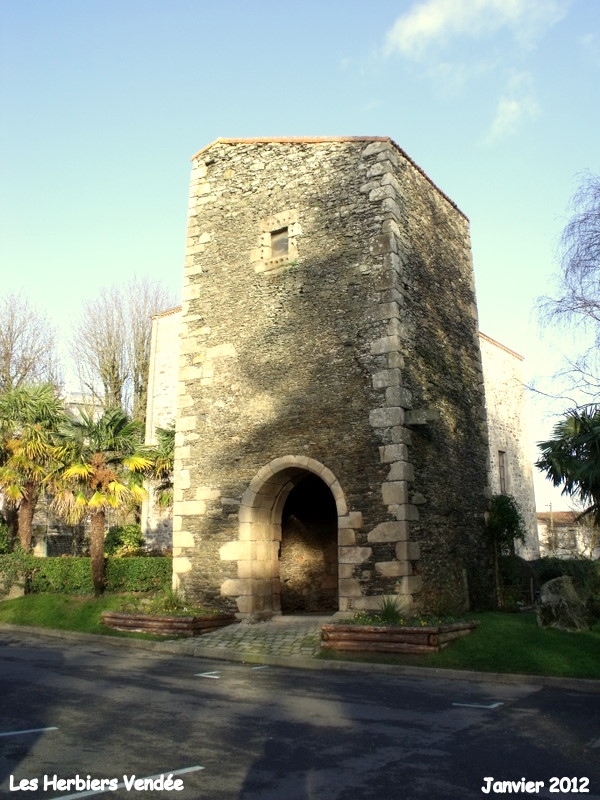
[0,630,599,800]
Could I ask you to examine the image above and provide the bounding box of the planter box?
[101,611,236,637]
[321,621,479,654]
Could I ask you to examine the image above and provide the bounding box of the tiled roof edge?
[151,305,182,320]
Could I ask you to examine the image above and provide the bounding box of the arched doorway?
[279,473,338,612]
[222,456,348,616]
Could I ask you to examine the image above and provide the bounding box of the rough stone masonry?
[164,136,499,616]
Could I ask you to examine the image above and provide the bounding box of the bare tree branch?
[70,277,176,420]
[71,285,129,411]
[0,292,61,391]
[538,172,600,398]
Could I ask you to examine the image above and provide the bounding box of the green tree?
[52,408,152,595]
[536,407,600,524]
[487,494,527,557]
[0,385,66,550]
[487,493,527,608]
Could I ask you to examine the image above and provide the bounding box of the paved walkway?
[172,613,339,661]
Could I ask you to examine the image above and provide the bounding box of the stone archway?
[219,456,348,616]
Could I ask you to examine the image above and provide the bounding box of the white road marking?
[586,736,600,748]
[51,765,204,800]
[195,671,221,679]
[0,726,58,737]
[452,702,504,709]
[251,665,269,670]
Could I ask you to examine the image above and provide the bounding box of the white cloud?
[427,60,491,95]
[486,72,540,142]
[384,0,570,59]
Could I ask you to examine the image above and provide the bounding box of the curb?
[1,622,599,693]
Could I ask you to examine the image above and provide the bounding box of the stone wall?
[479,333,539,558]
[157,136,495,616]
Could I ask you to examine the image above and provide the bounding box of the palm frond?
[107,480,131,500]
[122,454,153,472]
[88,491,111,510]
[537,406,600,523]
[50,489,88,524]
[2,484,24,503]
[63,463,95,480]
[129,483,147,503]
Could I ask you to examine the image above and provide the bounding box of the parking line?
[51,765,204,800]
[452,702,503,709]
[586,736,600,748]
[0,726,58,738]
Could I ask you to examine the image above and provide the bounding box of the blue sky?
[1,0,599,509]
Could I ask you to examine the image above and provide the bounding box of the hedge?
[0,554,172,596]
[105,557,171,593]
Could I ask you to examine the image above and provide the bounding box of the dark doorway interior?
[279,474,338,613]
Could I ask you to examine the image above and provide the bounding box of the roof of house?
[191,136,466,220]
[536,511,579,526]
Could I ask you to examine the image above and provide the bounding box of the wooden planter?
[321,621,479,654]
[101,611,236,637]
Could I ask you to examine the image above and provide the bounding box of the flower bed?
[321,620,479,654]
[101,610,236,637]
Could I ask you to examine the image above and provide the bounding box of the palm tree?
[150,422,175,510]
[0,385,66,550]
[536,407,600,524]
[52,408,152,595]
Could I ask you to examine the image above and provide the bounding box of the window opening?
[270,227,289,259]
[498,450,507,494]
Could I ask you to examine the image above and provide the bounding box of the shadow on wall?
[179,140,491,611]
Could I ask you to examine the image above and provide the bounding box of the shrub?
[0,549,32,595]
[0,520,14,555]
[377,595,404,624]
[499,555,535,609]
[104,524,144,556]
[117,586,211,616]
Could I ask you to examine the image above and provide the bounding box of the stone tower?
[170,136,493,616]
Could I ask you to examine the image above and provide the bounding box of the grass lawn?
[0,596,599,680]
[321,611,600,680]
[0,593,169,640]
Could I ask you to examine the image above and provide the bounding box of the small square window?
[253,209,299,274]
[270,227,289,259]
